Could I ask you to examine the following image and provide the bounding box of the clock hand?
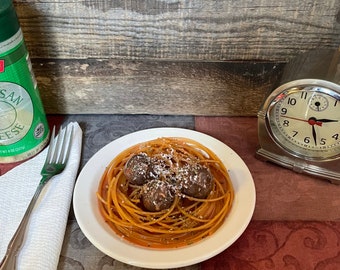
[315,118,339,123]
[281,116,338,126]
[315,102,321,111]
[312,125,317,146]
[281,115,323,126]
[281,115,309,123]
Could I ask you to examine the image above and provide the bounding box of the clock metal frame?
[256,79,340,184]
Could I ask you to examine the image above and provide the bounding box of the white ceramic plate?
[73,127,255,269]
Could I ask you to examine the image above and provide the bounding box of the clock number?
[283,120,289,127]
[304,137,310,144]
[332,134,339,140]
[281,108,288,115]
[287,97,297,105]
[292,131,298,137]
[300,92,308,99]
[320,138,326,145]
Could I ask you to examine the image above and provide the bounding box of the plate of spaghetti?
[73,127,255,269]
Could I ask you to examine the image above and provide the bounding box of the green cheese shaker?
[0,0,49,163]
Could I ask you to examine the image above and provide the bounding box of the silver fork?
[0,125,73,270]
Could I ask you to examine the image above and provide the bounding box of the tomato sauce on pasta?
[97,137,234,249]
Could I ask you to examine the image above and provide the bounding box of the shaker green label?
[0,29,49,163]
[0,82,34,144]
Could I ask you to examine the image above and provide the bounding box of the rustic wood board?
[14,0,340,61]
[33,59,284,115]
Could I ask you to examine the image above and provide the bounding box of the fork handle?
[0,178,49,270]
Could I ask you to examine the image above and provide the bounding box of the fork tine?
[45,126,56,164]
[56,126,73,164]
[62,126,74,164]
[55,126,66,164]
[41,124,73,176]
[51,125,64,164]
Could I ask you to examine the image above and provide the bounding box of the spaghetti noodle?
[97,137,234,248]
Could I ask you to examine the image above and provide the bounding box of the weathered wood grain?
[33,59,284,115]
[281,48,340,84]
[14,0,340,61]
[10,1,339,115]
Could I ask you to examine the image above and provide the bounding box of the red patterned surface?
[195,117,340,270]
[202,221,340,270]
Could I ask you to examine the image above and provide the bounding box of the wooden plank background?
[15,0,340,61]
[33,60,284,115]
[12,0,340,115]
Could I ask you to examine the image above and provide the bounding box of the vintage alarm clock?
[256,48,340,183]
[256,78,340,183]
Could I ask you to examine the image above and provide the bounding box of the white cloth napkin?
[0,122,82,270]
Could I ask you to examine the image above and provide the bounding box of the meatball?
[124,153,150,185]
[148,155,174,181]
[180,164,213,199]
[142,180,175,212]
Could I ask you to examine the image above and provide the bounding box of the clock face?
[267,85,340,160]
